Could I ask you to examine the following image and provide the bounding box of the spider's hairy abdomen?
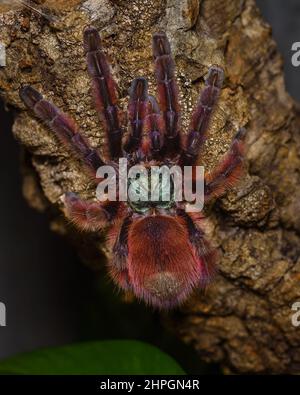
[127,215,202,308]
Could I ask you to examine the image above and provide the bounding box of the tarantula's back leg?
[152,32,181,156]
[64,192,120,232]
[19,86,105,181]
[176,209,217,285]
[204,127,246,202]
[84,26,123,160]
[181,66,224,166]
[107,216,133,291]
[124,78,149,154]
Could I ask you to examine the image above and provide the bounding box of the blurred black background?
[0,0,299,373]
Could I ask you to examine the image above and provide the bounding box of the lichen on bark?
[1,0,300,374]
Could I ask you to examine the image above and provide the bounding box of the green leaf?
[0,340,185,375]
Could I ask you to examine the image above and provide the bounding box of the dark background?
[0,0,299,372]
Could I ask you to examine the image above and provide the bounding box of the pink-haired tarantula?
[20,26,245,309]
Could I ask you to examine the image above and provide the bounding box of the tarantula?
[19,26,245,309]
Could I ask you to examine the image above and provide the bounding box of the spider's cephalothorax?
[20,27,246,309]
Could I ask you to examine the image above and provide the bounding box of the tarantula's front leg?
[152,32,181,156]
[84,26,123,160]
[64,192,119,232]
[124,78,149,154]
[20,86,105,181]
[144,96,164,159]
[181,66,224,166]
[204,127,246,201]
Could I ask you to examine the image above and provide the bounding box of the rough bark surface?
[1,0,300,374]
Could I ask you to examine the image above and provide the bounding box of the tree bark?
[1,0,300,374]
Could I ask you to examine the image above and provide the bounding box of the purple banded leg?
[84,26,123,160]
[204,127,246,201]
[64,192,120,232]
[182,66,224,166]
[176,209,217,285]
[124,77,149,154]
[111,216,132,270]
[152,32,181,156]
[19,86,105,180]
[108,216,133,291]
[144,96,164,159]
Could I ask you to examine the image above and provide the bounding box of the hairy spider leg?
[19,86,105,181]
[108,216,133,290]
[84,26,123,160]
[64,192,120,231]
[19,86,121,229]
[124,77,149,154]
[204,127,246,201]
[182,66,224,166]
[176,209,217,285]
[143,95,164,159]
[152,32,181,157]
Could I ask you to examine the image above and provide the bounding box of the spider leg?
[64,192,119,232]
[144,95,164,159]
[124,77,149,154]
[176,209,217,285]
[204,127,246,201]
[84,26,123,160]
[19,86,105,181]
[181,66,224,166]
[152,32,181,156]
[108,216,133,290]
